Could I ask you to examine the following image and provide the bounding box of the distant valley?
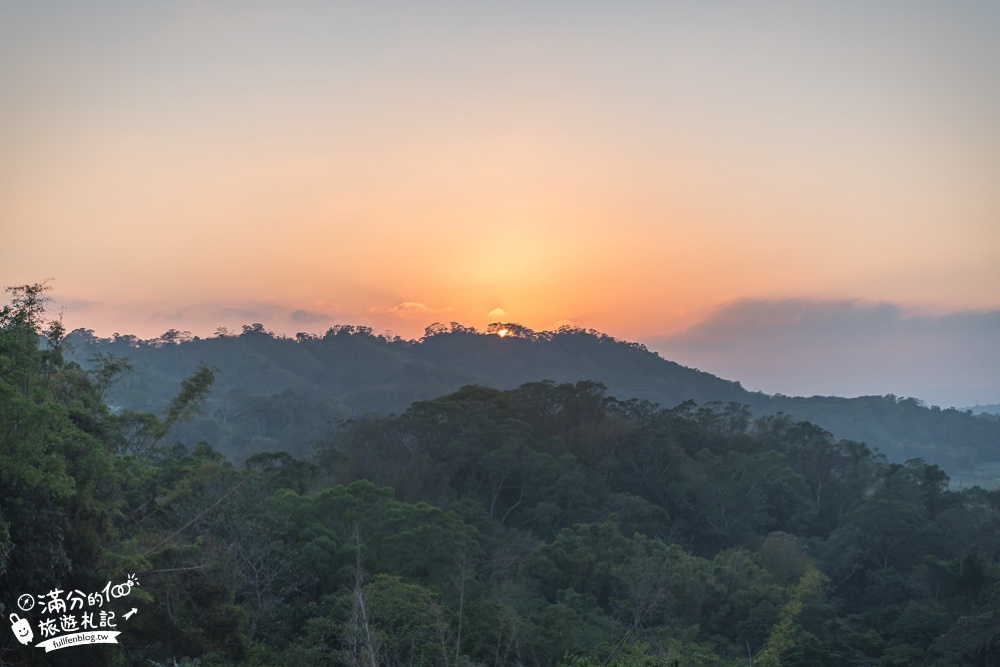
[65,323,1000,483]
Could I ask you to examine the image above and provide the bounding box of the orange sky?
[2,2,998,403]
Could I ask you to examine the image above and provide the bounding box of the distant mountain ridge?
[65,322,1000,475]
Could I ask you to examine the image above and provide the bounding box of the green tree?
[755,565,823,667]
[363,574,451,667]
[0,283,148,665]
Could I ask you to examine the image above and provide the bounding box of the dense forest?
[4,283,1000,666]
[64,319,1000,481]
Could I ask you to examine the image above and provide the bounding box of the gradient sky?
[2,2,998,406]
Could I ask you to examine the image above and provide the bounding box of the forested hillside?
[4,285,1000,666]
[64,321,1000,475]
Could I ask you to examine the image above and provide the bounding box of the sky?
[2,1,998,407]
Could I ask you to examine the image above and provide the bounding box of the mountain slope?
[65,324,1000,472]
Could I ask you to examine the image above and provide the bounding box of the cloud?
[488,308,506,318]
[52,295,102,313]
[290,309,332,324]
[54,299,349,340]
[134,303,275,323]
[679,299,904,342]
[217,305,290,322]
[648,299,1000,407]
[371,302,454,319]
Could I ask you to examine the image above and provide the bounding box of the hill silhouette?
[65,321,1000,476]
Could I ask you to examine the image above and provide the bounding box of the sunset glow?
[2,2,997,405]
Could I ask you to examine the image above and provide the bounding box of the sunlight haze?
[2,1,998,406]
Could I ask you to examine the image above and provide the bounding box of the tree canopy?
[4,285,1000,666]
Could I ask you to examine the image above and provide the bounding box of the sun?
[497,328,509,338]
